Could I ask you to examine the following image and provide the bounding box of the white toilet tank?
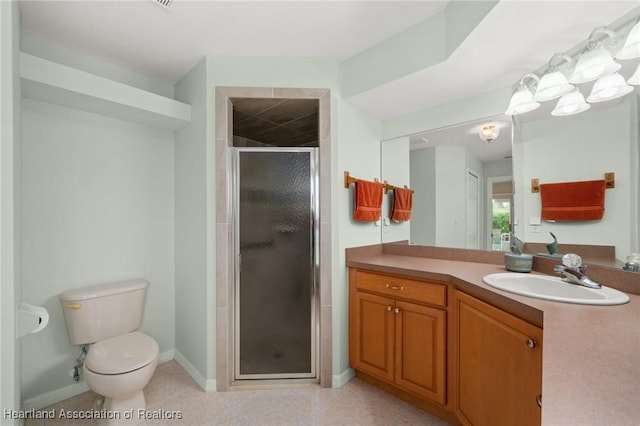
[59,279,149,345]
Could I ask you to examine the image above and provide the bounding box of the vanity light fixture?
[586,72,634,103]
[505,73,540,115]
[570,28,620,84]
[534,54,574,101]
[615,18,640,59]
[551,89,591,116]
[506,15,639,119]
[628,63,640,85]
[478,124,499,143]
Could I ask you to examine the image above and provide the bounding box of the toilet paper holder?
[17,302,49,338]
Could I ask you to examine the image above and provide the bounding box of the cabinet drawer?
[355,270,446,307]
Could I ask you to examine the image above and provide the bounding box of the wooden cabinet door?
[351,291,395,382]
[453,290,542,426]
[395,300,446,404]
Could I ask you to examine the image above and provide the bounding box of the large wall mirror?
[381,114,513,251]
[381,87,640,269]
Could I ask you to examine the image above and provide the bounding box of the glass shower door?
[234,148,318,379]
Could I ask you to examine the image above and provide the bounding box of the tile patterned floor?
[27,361,451,425]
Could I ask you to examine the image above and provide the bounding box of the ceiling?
[407,114,513,163]
[18,1,640,160]
[18,0,449,85]
[232,98,319,147]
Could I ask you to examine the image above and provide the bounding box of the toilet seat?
[85,331,158,375]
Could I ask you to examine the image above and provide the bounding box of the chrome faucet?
[554,254,601,289]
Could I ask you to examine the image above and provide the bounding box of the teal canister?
[504,253,533,273]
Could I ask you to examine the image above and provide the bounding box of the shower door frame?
[232,147,320,381]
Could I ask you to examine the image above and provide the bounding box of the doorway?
[233,148,318,379]
[466,169,480,249]
[231,97,320,382]
[215,87,332,390]
[488,176,514,251]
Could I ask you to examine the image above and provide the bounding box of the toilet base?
[97,391,146,426]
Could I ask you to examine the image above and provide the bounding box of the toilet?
[59,279,159,425]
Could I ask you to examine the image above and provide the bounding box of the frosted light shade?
[534,71,574,101]
[616,21,640,60]
[570,47,621,83]
[551,91,590,116]
[505,87,540,115]
[479,124,499,142]
[586,73,634,102]
[629,63,640,85]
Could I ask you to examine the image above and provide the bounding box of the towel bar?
[343,170,379,188]
[531,172,615,193]
[383,180,414,194]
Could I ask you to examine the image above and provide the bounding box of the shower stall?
[233,148,319,380]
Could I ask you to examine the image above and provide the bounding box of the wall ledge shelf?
[20,53,191,130]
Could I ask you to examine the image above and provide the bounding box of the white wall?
[408,146,483,248]
[484,159,512,178]
[173,58,215,388]
[337,100,383,249]
[381,137,411,243]
[435,147,467,248]
[336,101,382,380]
[20,99,175,402]
[513,95,639,260]
[410,147,436,245]
[1,1,21,421]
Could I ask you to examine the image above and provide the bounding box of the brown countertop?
[346,246,640,426]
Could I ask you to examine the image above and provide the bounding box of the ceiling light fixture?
[570,28,620,84]
[505,73,540,116]
[615,18,640,59]
[478,124,499,143]
[586,72,634,103]
[534,54,574,101]
[551,90,591,116]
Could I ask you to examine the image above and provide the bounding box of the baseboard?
[22,381,90,411]
[332,367,355,388]
[22,349,177,410]
[174,349,216,392]
[158,348,175,363]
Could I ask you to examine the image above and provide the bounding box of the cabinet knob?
[394,307,400,314]
[526,338,537,348]
[386,306,392,312]
[386,284,404,291]
[536,394,542,408]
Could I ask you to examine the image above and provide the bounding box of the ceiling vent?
[154,0,173,9]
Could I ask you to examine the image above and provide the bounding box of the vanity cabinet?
[349,269,446,404]
[452,289,542,426]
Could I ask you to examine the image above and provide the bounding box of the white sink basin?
[482,273,630,305]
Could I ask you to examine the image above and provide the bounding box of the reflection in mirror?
[380,7,640,269]
[381,92,639,268]
[512,93,639,265]
[381,115,513,251]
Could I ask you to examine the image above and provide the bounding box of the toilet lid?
[85,332,159,375]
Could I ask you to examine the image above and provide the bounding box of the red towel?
[391,187,413,222]
[353,180,383,222]
[540,179,606,221]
